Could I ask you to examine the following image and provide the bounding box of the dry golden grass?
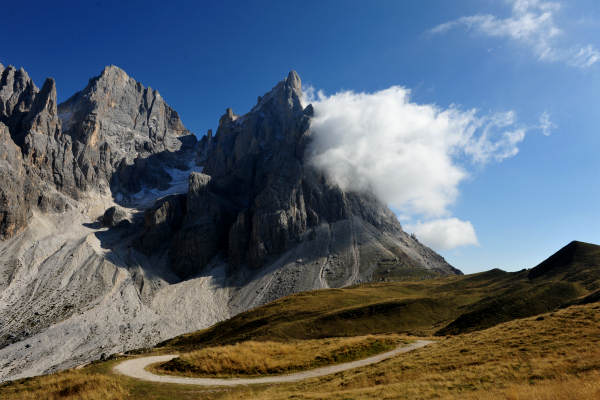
[1,303,598,399]
[205,302,600,399]
[0,370,127,400]
[475,372,600,399]
[153,335,403,377]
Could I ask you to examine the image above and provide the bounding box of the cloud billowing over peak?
[304,84,526,250]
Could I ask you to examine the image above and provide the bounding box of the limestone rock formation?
[58,65,194,194]
[0,64,460,382]
[0,65,37,135]
[101,205,130,228]
[145,71,458,286]
[0,67,74,238]
[0,122,28,239]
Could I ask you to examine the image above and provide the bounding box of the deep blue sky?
[2,0,599,273]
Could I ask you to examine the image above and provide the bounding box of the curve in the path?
[113,339,433,386]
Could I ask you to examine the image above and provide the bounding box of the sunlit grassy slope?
[152,335,402,378]
[212,301,600,400]
[1,240,599,399]
[162,241,600,350]
[2,302,598,400]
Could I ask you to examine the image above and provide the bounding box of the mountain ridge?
[0,62,458,381]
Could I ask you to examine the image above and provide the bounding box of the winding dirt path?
[113,339,433,386]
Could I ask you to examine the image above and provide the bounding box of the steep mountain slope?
[0,64,457,381]
[160,241,600,348]
[58,65,193,197]
[139,71,458,304]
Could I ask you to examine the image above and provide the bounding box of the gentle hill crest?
[158,240,600,348]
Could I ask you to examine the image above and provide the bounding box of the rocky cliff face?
[0,64,37,134]
[0,63,459,382]
[141,71,457,287]
[58,65,194,195]
[0,66,74,239]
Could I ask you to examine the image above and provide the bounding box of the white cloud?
[405,218,479,251]
[305,86,525,247]
[539,111,556,136]
[568,45,600,68]
[430,0,599,68]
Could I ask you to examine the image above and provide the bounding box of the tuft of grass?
[0,370,127,400]
[152,335,403,377]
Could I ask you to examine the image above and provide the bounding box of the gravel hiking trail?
[113,339,433,386]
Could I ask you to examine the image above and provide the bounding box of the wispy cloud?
[539,111,556,136]
[430,0,599,68]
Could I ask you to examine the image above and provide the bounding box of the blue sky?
[2,0,599,273]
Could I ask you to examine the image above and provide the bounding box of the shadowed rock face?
[0,122,28,239]
[0,64,459,382]
[0,64,197,238]
[0,68,74,239]
[138,71,458,280]
[0,65,37,135]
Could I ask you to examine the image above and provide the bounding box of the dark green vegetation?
[162,241,600,349]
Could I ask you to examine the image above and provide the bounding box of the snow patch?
[126,160,203,209]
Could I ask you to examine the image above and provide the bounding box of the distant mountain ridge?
[159,240,600,348]
[0,63,458,381]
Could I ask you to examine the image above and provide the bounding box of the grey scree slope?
[0,63,459,381]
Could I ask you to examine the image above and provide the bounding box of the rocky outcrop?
[0,70,74,238]
[0,65,37,136]
[101,205,130,228]
[58,65,195,194]
[168,173,235,278]
[19,78,81,198]
[138,194,186,251]
[0,122,28,239]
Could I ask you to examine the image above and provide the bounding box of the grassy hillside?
[1,301,598,400]
[161,241,600,350]
[1,240,599,399]
[209,301,600,400]
[152,335,403,378]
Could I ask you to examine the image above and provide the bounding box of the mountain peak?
[286,70,301,90]
[100,64,128,77]
[528,240,600,279]
[218,107,238,126]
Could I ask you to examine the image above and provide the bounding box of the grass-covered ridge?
[213,301,600,399]
[151,335,403,378]
[161,241,600,350]
[1,301,598,399]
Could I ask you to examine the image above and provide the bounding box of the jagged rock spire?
[286,70,301,90]
[0,65,38,130]
[161,70,456,280]
[23,78,60,136]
